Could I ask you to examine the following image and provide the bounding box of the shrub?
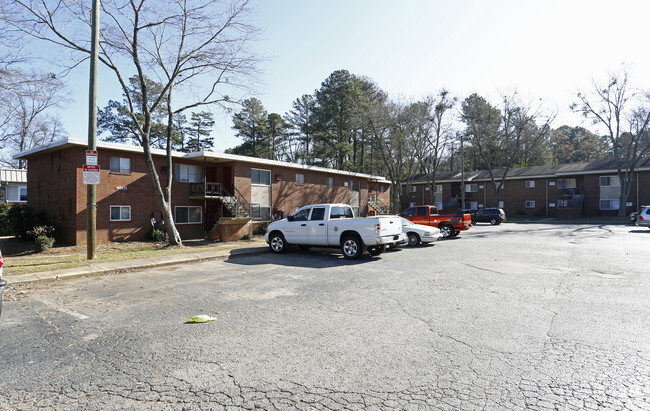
[0,203,10,235]
[149,228,169,243]
[6,204,44,238]
[28,225,55,238]
[34,235,55,252]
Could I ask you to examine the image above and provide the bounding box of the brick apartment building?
[403,158,650,218]
[16,138,391,245]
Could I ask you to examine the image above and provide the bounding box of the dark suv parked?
[471,208,506,225]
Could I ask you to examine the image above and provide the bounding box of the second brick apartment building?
[403,158,650,218]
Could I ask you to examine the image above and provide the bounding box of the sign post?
[86,0,100,260]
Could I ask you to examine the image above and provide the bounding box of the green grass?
[3,242,262,276]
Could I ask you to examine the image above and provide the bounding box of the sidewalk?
[7,240,269,285]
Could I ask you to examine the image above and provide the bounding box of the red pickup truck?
[399,205,472,238]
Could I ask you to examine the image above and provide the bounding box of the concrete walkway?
[7,240,269,285]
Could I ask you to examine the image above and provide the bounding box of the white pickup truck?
[265,203,403,259]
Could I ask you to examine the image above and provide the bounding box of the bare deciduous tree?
[574,68,650,216]
[5,0,260,245]
[463,92,553,206]
[0,71,68,168]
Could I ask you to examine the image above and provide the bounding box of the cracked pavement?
[1,223,649,410]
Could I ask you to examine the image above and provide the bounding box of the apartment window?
[525,180,535,188]
[326,177,333,187]
[557,178,576,189]
[175,206,202,224]
[498,201,504,208]
[251,169,271,185]
[410,186,417,193]
[468,201,478,210]
[175,163,201,183]
[465,184,477,193]
[380,185,385,193]
[5,185,27,202]
[496,182,504,190]
[600,176,620,187]
[251,204,272,221]
[434,184,442,193]
[296,173,305,184]
[110,205,131,221]
[525,200,536,208]
[600,199,620,210]
[110,157,131,173]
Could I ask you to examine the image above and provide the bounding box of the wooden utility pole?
[87,0,100,260]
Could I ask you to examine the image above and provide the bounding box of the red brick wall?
[27,146,393,244]
[27,149,81,244]
[28,147,204,245]
[231,161,382,217]
[405,170,650,218]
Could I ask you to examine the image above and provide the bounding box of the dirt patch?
[1,236,188,258]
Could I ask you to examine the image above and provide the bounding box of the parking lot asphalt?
[1,222,649,410]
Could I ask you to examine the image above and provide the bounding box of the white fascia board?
[186,151,390,182]
[15,137,187,159]
[14,137,389,184]
[554,167,650,176]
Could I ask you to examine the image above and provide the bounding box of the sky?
[51,0,650,153]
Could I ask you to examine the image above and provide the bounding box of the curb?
[6,246,269,285]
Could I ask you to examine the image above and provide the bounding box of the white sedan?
[400,217,443,246]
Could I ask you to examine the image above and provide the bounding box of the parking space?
[1,223,649,409]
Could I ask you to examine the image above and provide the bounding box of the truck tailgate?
[376,216,402,237]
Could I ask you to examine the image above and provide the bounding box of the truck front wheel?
[439,224,454,238]
[341,235,363,259]
[268,232,289,253]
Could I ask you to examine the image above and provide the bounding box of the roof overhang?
[15,138,391,184]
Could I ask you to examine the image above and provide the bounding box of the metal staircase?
[368,193,390,215]
[192,182,251,218]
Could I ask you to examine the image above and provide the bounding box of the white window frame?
[467,201,478,210]
[109,157,131,174]
[496,182,504,190]
[599,175,620,187]
[557,178,576,189]
[525,200,535,208]
[175,163,201,183]
[326,177,333,187]
[498,201,504,208]
[110,205,131,221]
[251,168,271,186]
[600,199,620,210]
[5,185,27,202]
[410,186,417,193]
[434,184,443,193]
[174,206,202,224]
[465,183,477,193]
[525,180,535,189]
[296,173,305,185]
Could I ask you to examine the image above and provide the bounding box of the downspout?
[545,177,548,216]
[483,181,486,209]
[636,170,641,212]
